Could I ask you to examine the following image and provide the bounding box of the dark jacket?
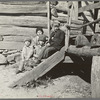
[49,29,65,50]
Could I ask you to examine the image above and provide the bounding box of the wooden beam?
[79,2,100,13]
[9,47,65,88]
[67,45,100,57]
[91,56,100,98]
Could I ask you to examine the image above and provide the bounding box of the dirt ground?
[0,64,91,98]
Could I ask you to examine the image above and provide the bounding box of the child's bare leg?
[18,60,25,71]
[16,60,24,74]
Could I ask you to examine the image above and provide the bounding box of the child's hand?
[52,37,54,40]
[46,43,50,47]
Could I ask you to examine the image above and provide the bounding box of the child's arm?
[26,46,34,60]
[21,47,25,61]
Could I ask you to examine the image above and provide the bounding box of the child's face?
[39,41,44,46]
[37,30,43,36]
[25,41,31,47]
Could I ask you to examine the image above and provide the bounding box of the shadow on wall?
[41,57,92,83]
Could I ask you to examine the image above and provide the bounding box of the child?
[16,37,34,74]
[33,34,47,62]
[32,28,48,46]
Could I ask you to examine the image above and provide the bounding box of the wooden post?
[94,1,99,32]
[47,1,50,38]
[65,4,73,51]
[72,1,78,20]
[91,56,100,98]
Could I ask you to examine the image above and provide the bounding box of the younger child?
[16,37,34,74]
[33,34,47,62]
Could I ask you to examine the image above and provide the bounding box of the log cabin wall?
[0,0,48,50]
[0,1,99,50]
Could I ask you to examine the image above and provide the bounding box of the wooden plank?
[0,41,24,50]
[91,56,100,98]
[0,16,47,28]
[0,26,48,36]
[9,47,65,88]
[0,4,47,14]
[79,2,100,13]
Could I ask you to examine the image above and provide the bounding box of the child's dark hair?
[24,37,32,43]
[36,28,44,34]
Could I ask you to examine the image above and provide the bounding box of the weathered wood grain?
[9,47,65,88]
[3,36,32,42]
[72,1,78,20]
[0,4,47,14]
[0,26,48,36]
[0,1,45,5]
[91,56,100,98]
[52,16,84,25]
[67,45,100,57]
[0,16,47,28]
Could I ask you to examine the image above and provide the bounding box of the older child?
[32,28,48,46]
[16,37,34,74]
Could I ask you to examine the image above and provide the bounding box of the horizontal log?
[0,41,24,50]
[79,2,100,13]
[60,26,94,35]
[67,45,100,57]
[0,26,48,36]
[0,16,47,28]
[0,1,45,5]
[3,36,32,42]
[52,16,84,25]
[0,4,47,14]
